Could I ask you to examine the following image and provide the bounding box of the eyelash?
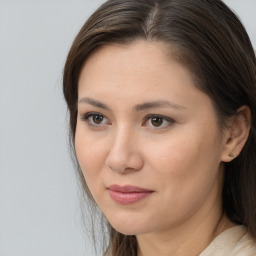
[80,112,175,130]
[80,112,109,128]
[142,114,175,129]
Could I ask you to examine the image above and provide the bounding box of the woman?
[63,0,256,255]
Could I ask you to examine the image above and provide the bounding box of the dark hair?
[63,0,256,255]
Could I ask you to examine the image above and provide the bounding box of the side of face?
[75,40,230,235]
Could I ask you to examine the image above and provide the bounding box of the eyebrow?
[78,97,110,110]
[134,100,186,111]
[78,97,186,111]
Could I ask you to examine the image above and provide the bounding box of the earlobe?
[221,105,251,163]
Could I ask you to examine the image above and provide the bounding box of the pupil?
[93,115,103,124]
[151,117,163,126]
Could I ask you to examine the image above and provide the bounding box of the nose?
[105,127,144,174]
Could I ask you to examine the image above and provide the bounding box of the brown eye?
[151,116,163,127]
[93,114,104,124]
[81,112,109,127]
[142,114,175,129]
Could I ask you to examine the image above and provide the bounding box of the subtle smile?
[107,185,154,205]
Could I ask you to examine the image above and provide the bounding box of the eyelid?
[142,114,175,129]
[80,111,111,128]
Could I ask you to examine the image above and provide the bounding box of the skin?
[75,40,250,256]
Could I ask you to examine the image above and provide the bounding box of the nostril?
[108,165,125,173]
[106,152,144,174]
[106,155,129,173]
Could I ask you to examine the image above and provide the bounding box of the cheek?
[144,132,222,221]
[75,126,108,184]
[145,125,221,189]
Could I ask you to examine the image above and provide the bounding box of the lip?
[107,185,154,205]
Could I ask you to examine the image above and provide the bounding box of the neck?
[136,181,235,256]
[137,213,235,256]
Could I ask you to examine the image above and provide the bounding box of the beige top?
[106,226,256,256]
[200,226,256,256]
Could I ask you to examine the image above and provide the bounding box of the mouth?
[107,184,154,205]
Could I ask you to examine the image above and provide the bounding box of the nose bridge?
[114,125,130,149]
[106,124,143,173]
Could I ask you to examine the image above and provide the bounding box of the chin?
[107,217,152,236]
[112,225,142,236]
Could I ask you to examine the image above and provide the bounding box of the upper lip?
[108,184,153,193]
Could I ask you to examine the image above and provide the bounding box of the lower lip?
[108,190,153,205]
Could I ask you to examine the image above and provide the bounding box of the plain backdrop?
[0,1,255,256]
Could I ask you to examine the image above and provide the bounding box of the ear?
[221,105,251,162]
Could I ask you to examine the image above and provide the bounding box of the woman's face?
[75,40,228,236]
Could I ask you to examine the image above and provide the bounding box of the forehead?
[83,40,172,66]
[78,40,195,96]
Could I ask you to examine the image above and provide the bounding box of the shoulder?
[200,226,256,256]
[232,231,256,256]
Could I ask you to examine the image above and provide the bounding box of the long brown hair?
[63,0,256,255]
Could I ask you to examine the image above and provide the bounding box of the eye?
[143,114,175,129]
[80,112,110,127]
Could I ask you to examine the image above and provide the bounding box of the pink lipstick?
[107,185,153,205]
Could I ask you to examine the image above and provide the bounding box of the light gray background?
[0,1,255,256]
